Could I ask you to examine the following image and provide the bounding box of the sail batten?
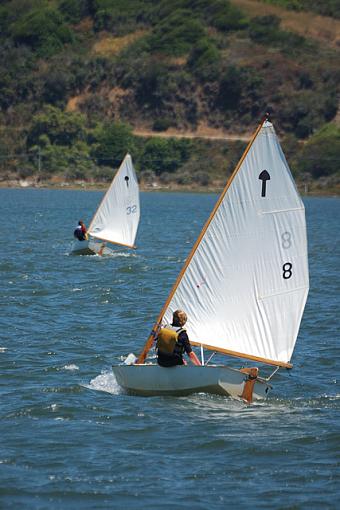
[261,206,304,215]
[88,154,140,248]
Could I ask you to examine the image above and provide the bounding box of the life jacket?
[156,326,186,356]
[74,226,85,241]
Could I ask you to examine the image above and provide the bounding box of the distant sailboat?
[113,117,309,402]
[72,154,140,255]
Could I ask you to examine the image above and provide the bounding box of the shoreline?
[0,180,339,197]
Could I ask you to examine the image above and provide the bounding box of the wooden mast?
[136,115,269,365]
[89,235,137,250]
[189,342,292,369]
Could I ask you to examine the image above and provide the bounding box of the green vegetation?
[295,124,340,178]
[0,0,339,192]
[248,14,307,53]
[10,4,74,57]
[260,0,340,19]
[147,11,206,57]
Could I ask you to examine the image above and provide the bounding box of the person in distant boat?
[156,310,201,367]
[74,220,87,241]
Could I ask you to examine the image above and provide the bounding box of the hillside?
[0,0,339,193]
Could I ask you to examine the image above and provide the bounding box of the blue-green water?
[0,189,339,509]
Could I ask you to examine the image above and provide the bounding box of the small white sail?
[161,121,309,366]
[88,154,140,248]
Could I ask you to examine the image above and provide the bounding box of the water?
[0,189,339,509]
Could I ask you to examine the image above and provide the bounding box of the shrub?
[91,122,135,165]
[154,0,248,32]
[36,141,94,178]
[187,38,221,82]
[139,169,156,183]
[59,0,93,24]
[215,66,243,111]
[206,0,248,32]
[92,166,115,182]
[134,59,172,109]
[152,118,172,132]
[42,68,74,105]
[139,137,192,176]
[279,89,338,138]
[93,0,152,34]
[175,172,192,185]
[248,15,281,44]
[147,10,206,56]
[27,106,87,147]
[295,124,340,178]
[259,1,340,19]
[249,14,307,54]
[0,6,9,38]
[195,171,211,186]
[10,6,74,57]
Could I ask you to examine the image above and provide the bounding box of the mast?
[89,235,137,250]
[136,115,268,365]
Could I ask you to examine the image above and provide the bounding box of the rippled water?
[1,189,339,509]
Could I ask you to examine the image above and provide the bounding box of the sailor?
[156,310,201,367]
[74,220,87,241]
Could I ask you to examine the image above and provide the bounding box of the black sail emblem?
[125,175,129,187]
[259,170,270,197]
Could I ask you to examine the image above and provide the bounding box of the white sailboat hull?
[112,364,270,401]
[71,238,115,256]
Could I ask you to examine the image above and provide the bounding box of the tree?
[36,141,94,179]
[91,122,135,165]
[10,5,74,57]
[27,106,87,147]
[296,124,340,178]
[139,137,192,176]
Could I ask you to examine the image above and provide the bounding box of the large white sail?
[162,121,309,366]
[88,154,140,248]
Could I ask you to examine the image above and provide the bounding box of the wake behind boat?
[113,116,309,402]
[72,153,140,255]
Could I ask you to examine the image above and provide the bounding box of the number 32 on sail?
[113,117,309,403]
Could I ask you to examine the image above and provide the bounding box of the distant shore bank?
[0,179,339,197]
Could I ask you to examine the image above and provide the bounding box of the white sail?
[162,121,309,365]
[88,154,140,248]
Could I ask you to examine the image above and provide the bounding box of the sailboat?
[112,117,309,402]
[72,153,140,255]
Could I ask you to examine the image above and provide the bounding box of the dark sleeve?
[178,331,192,354]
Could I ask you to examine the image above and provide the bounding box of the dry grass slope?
[92,30,148,57]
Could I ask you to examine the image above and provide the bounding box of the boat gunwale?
[112,363,271,387]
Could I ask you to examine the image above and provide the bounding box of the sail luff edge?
[88,154,129,233]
